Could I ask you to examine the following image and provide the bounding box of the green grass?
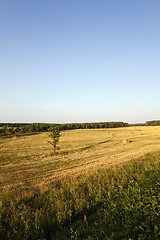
[0,152,160,239]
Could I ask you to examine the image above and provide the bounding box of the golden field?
[1,126,160,196]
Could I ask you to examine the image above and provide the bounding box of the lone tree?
[48,125,61,153]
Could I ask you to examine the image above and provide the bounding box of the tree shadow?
[61,140,112,155]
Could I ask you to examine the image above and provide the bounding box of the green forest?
[1,120,160,137]
[0,122,129,137]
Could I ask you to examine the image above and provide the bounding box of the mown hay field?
[1,126,160,197]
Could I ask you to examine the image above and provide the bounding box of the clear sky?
[1,0,160,123]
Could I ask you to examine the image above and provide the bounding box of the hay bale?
[13,136,17,140]
[123,139,130,144]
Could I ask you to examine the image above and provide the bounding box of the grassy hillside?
[0,126,160,239]
[1,152,160,239]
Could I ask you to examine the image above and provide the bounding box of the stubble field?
[1,126,160,197]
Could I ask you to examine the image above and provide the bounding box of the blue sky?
[0,0,160,123]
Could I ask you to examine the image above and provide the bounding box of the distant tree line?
[2,120,160,137]
[59,121,129,130]
[145,120,160,126]
[0,123,50,137]
[125,121,160,127]
[0,122,129,137]
[0,123,27,128]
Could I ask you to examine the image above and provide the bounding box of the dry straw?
[13,136,17,140]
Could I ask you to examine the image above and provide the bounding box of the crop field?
[0,126,160,239]
[1,126,160,197]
